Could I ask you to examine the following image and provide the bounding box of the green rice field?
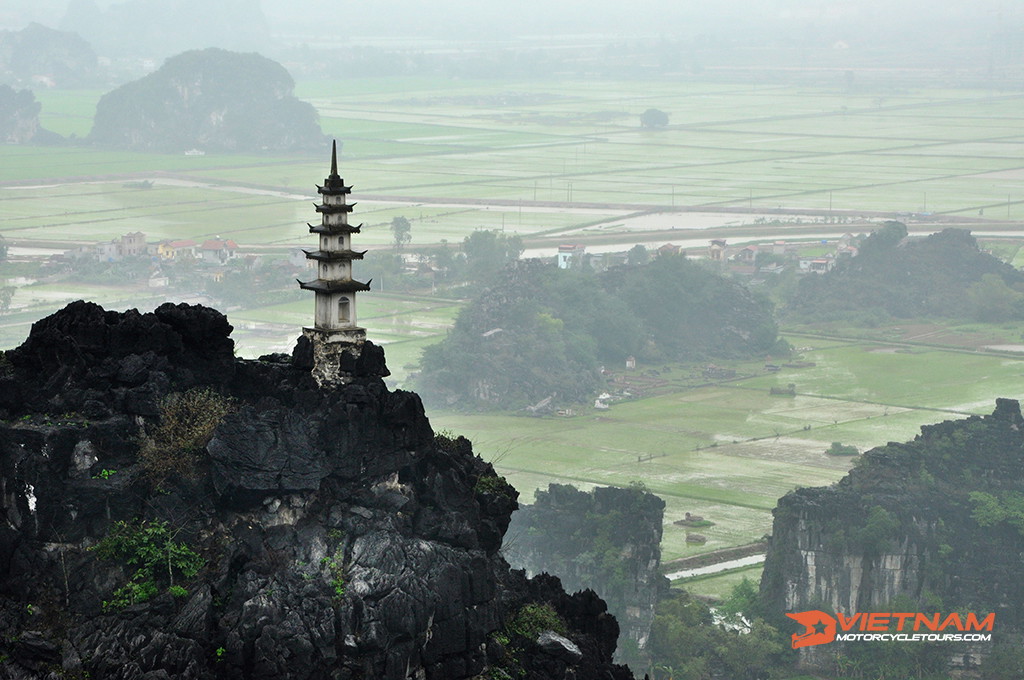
[6,76,1024,593]
[6,78,1024,257]
[431,330,1024,565]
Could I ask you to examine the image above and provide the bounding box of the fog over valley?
[1,1,1024,679]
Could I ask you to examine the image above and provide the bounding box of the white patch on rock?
[72,440,98,475]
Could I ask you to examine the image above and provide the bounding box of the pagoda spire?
[298,140,371,386]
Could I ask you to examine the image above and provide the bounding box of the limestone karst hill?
[0,300,630,680]
[762,398,1024,675]
[89,48,325,153]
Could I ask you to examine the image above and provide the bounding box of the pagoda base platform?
[302,326,366,386]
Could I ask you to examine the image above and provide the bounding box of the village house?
[798,256,836,273]
[731,245,758,263]
[157,239,198,260]
[708,239,727,261]
[556,244,586,269]
[71,231,149,261]
[199,238,239,264]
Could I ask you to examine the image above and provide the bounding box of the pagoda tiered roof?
[314,202,356,215]
[303,249,367,262]
[308,222,362,235]
[297,278,372,293]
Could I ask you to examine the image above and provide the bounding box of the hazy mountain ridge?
[89,48,325,153]
[0,22,98,88]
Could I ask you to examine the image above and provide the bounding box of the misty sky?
[2,0,1020,45]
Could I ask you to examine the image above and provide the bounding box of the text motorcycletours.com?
[786,610,995,649]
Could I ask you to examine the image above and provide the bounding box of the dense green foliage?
[789,225,1024,321]
[504,483,669,674]
[458,229,525,284]
[205,262,301,309]
[91,520,204,609]
[390,216,412,249]
[647,589,787,680]
[418,255,778,408]
[488,603,567,679]
[90,48,324,152]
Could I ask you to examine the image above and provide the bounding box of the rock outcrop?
[0,301,631,680]
[0,86,46,145]
[761,399,1024,672]
[504,483,668,659]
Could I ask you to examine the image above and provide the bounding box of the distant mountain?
[60,0,270,60]
[89,48,325,153]
[0,22,98,88]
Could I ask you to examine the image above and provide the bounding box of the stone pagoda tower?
[298,140,371,385]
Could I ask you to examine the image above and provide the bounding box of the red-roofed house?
[199,238,239,264]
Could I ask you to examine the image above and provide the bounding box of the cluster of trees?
[640,108,669,128]
[363,227,524,294]
[789,223,1024,323]
[204,262,302,309]
[646,588,788,680]
[417,253,780,409]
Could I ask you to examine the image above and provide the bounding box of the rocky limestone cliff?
[504,484,668,656]
[0,301,631,680]
[761,399,1024,670]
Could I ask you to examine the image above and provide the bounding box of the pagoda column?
[298,140,371,385]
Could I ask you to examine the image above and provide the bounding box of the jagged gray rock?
[536,631,582,663]
[0,302,632,680]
